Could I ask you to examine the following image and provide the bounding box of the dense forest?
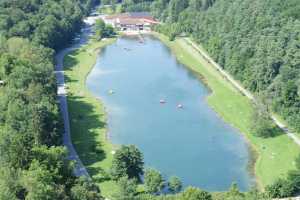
[0,0,98,49]
[117,0,300,199]
[1,0,299,199]
[0,0,105,199]
[122,0,300,134]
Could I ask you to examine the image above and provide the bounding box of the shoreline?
[65,32,300,196]
[150,32,260,189]
[151,32,300,188]
[64,37,119,197]
[85,45,113,143]
[66,34,257,192]
[88,33,258,189]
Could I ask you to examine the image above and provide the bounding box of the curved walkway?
[183,37,300,147]
[55,57,90,178]
[55,22,94,178]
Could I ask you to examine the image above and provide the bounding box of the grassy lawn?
[63,31,300,197]
[154,33,300,188]
[63,38,119,197]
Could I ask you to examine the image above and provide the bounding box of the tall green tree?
[0,166,20,200]
[21,161,64,200]
[251,103,279,138]
[144,168,165,194]
[168,0,188,22]
[71,177,104,200]
[168,176,182,193]
[180,187,212,200]
[94,19,115,40]
[111,145,144,180]
[112,176,138,200]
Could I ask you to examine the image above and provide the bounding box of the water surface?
[87,36,253,191]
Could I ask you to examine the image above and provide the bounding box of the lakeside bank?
[63,38,119,197]
[153,33,300,187]
[63,32,300,197]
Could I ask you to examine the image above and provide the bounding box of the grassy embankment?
[64,31,299,196]
[154,33,300,188]
[63,38,119,197]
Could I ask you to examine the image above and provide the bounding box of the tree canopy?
[0,0,103,199]
[123,0,300,135]
[144,168,165,194]
[111,145,144,180]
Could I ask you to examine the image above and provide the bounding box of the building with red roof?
[104,12,159,31]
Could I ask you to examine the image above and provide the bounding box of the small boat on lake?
[177,104,183,109]
[124,48,131,51]
[160,99,166,104]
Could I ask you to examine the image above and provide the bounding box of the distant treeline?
[121,0,300,133]
[0,0,104,199]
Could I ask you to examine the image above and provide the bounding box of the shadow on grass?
[64,50,80,70]
[67,94,108,178]
[63,51,81,85]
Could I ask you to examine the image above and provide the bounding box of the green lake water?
[87,35,254,191]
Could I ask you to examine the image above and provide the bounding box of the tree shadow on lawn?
[67,94,108,178]
[63,50,82,85]
[64,74,79,84]
[64,49,80,70]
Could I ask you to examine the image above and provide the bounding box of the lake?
[87,35,254,191]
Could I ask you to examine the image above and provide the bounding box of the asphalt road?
[54,20,93,178]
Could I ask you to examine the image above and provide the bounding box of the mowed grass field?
[64,31,300,196]
[154,33,300,188]
[63,38,119,197]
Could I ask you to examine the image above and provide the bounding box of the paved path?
[54,20,94,178]
[183,37,300,147]
[55,55,90,178]
[55,53,90,178]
